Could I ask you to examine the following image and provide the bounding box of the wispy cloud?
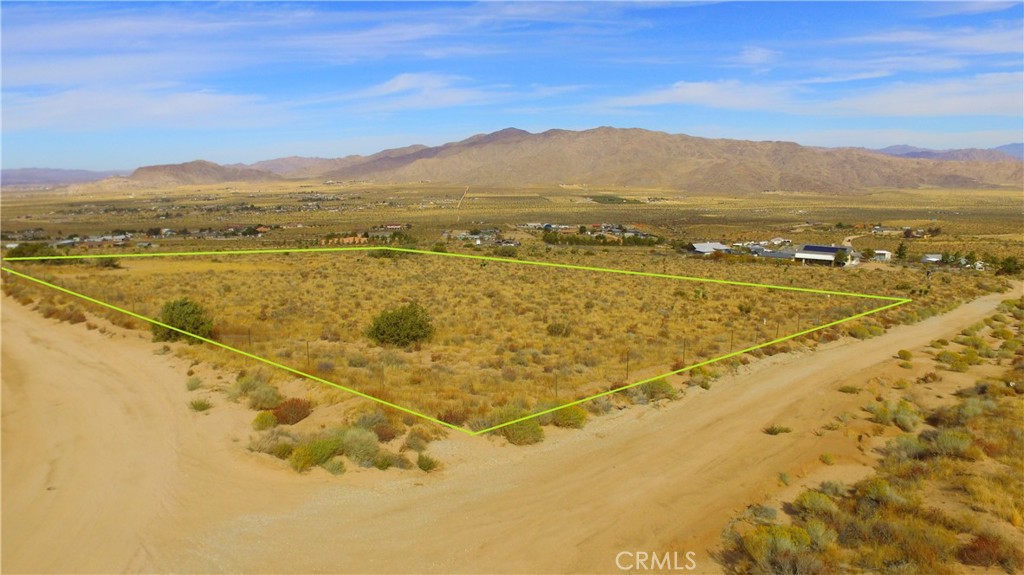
[825,72,1024,117]
[602,79,795,111]
[836,21,1024,54]
[729,46,781,69]
[297,73,585,114]
[3,87,283,131]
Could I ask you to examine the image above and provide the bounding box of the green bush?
[897,349,913,361]
[417,452,440,472]
[491,406,544,445]
[185,376,202,391]
[289,436,344,472]
[867,400,920,431]
[152,298,213,344]
[189,398,212,412]
[6,242,58,259]
[248,385,283,410]
[321,458,346,475]
[794,490,838,518]
[639,379,677,401]
[552,405,588,428]
[252,410,278,430]
[341,427,380,467]
[366,302,434,346]
[740,524,824,575]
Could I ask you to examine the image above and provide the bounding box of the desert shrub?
[367,302,434,346]
[838,385,860,394]
[321,458,346,475]
[584,396,613,415]
[271,442,294,459]
[248,428,295,459]
[355,411,401,442]
[341,427,380,467]
[7,242,60,260]
[794,490,839,518]
[272,398,312,425]
[289,436,344,472]
[639,379,677,401]
[740,524,826,575]
[885,435,928,461]
[748,504,778,524]
[417,452,439,472]
[763,424,792,435]
[804,519,837,552]
[928,397,994,428]
[152,298,213,344]
[552,404,588,428]
[189,398,212,412]
[372,451,411,470]
[867,399,921,431]
[248,385,283,410]
[959,530,1024,571]
[819,481,848,498]
[347,353,369,368]
[185,376,202,391]
[819,453,836,465]
[546,322,572,337]
[923,429,974,458]
[252,410,278,430]
[491,406,544,445]
[897,349,913,361]
[438,406,468,426]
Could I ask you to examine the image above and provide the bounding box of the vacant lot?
[4,248,894,431]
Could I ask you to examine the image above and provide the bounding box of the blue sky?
[2,1,1022,170]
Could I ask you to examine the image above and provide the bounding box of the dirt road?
[2,283,1019,574]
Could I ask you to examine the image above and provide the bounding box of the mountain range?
[4,128,1022,193]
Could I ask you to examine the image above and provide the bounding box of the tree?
[861,248,876,260]
[367,302,434,346]
[6,243,58,259]
[152,298,214,344]
[833,250,849,267]
[996,256,1022,276]
[895,242,908,260]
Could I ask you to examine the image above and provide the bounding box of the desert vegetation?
[720,299,1024,574]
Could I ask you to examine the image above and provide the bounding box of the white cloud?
[826,72,1024,117]
[837,21,1024,54]
[3,88,283,131]
[602,79,794,111]
[731,47,781,68]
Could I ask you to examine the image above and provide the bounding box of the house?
[690,242,731,255]
[795,245,859,267]
[873,250,892,262]
[759,250,795,260]
[921,254,942,264]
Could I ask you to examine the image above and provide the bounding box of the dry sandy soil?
[2,283,1020,575]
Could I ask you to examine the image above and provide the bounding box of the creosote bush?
[152,298,213,344]
[366,301,435,346]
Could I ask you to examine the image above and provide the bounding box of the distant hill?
[875,144,1019,162]
[994,143,1024,160]
[307,127,1021,193]
[1,168,130,186]
[114,128,1022,193]
[130,160,281,185]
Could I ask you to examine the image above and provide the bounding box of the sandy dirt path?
[2,283,1019,574]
